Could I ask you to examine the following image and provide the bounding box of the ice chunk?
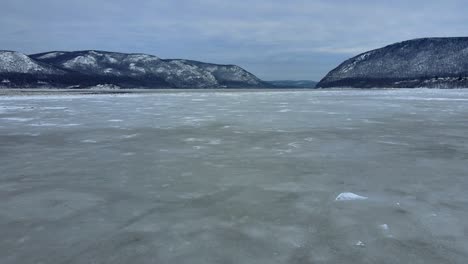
[355,241,366,247]
[335,192,368,201]
[379,224,389,231]
[120,134,139,139]
[378,224,393,237]
[81,139,97,143]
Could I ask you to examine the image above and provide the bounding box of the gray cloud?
[2,0,468,80]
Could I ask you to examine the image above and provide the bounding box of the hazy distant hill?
[268,80,317,88]
[0,50,271,88]
[317,37,468,88]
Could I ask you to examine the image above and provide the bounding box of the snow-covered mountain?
[317,37,468,88]
[0,50,270,88]
[0,51,65,75]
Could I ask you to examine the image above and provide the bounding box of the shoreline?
[1,87,461,97]
[0,88,319,96]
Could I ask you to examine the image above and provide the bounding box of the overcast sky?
[1,0,468,80]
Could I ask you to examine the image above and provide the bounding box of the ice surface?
[1,89,468,263]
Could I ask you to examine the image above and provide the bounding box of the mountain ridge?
[0,50,271,89]
[317,37,468,88]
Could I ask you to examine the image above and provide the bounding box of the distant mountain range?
[317,37,468,88]
[3,38,468,89]
[0,50,271,89]
[267,80,317,88]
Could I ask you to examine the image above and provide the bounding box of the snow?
[120,134,139,139]
[63,55,98,68]
[167,60,218,87]
[379,224,389,231]
[0,51,58,74]
[129,63,146,73]
[81,139,97,143]
[378,224,393,237]
[127,54,160,62]
[1,117,34,122]
[355,241,366,247]
[339,52,373,74]
[29,122,59,127]
[105,55,118,63]
[335,192,368,201]
[36,52,65,59]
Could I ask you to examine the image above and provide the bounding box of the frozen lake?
[1,89,468,263]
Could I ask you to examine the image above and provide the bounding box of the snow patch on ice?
[81,139,98,143]
[1,117,34,122]
[184,138,204,142]
[41,107,68,110]
[355,241,366,247]
[335,192,368,201]
[7,132,40,137]
[379,224,389,231]
[120,134,139,139]
[378,224,393,237]
[377,140,410,146]
[29,123,58,127]
[287,142,300,148]
[207,139,222,145]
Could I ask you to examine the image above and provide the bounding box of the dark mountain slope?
[317,37,468,88]
[0,50,270,88]
[30,50,269,88]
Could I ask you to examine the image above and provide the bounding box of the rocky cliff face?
[0,50,270,88]
[317,37,468,88]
